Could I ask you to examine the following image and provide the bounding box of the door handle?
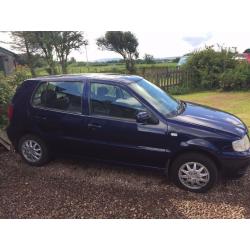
[88,123,102,129]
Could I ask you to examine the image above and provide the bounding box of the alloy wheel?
[21,139,43,163]
[178,162,210,190]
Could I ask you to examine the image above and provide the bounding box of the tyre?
[18,134,50,166]
[170,153,218,193]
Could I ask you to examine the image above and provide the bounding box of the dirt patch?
[0,149,249,218]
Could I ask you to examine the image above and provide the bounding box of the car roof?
[29,73,143,84]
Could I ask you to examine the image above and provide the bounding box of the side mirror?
[136,111,158,124]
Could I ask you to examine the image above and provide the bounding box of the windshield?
[130,79,180,116]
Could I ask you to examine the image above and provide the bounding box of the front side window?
[130,79,179,117]
[32,81,83,113]
[90,82,146,119]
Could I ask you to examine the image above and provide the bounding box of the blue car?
[6,74,250,192]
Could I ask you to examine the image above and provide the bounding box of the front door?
[85,81,169,167]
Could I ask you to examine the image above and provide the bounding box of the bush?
[185,46,237,90]
[0,66,30,128]
[219,62,250,90]
[0,80,13,128]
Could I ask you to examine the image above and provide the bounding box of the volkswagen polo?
[6,74,250,192]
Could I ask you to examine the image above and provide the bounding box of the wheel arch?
[166,148,222,177]
[14,130,44,152]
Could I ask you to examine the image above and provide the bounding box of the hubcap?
[21,139,42,163]
[178,162,210,190]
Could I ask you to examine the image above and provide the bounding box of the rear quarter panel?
[7,80,40,146]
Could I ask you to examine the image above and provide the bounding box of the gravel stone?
[0,146,249,218]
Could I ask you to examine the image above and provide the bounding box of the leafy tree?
[97,31,139,73]
[50,32,87,74]
[34,31,57,75]
[69,57,76,64]
[143,53,155,64]
[17,53,47,68]
[9,31,88,75]
[10,32,38,77]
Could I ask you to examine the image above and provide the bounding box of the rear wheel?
[170,153,218,193]
[18,134,50,166]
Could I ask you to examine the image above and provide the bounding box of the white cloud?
[183,33,213,48]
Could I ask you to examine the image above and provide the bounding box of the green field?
[173,91,250,129]
[35,62,177,76]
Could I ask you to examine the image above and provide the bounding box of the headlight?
[232,135,250,152]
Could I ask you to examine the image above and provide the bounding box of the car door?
[85,80,169,167]
[29,80,89,155]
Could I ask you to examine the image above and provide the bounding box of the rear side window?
[32,81,83,113]
[32,82,47,107]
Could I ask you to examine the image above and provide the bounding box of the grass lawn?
[173,91,250,129]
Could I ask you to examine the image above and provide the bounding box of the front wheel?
[18,134,50,166]
[170,153,218,193]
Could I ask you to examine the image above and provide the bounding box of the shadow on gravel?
[0,149,249,218]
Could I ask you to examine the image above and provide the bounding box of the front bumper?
[220,149,250,176]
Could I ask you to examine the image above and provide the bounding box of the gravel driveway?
[0,145,249,218]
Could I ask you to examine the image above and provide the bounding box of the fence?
[140,68,191,90]
[66,66,192,90]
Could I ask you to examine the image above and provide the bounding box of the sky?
[0,31,249,62]
[0,0,249,62]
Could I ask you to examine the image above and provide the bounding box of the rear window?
[32,81,83,114]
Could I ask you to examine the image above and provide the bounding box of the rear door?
[29,80,89,155]
[85,80,169,167]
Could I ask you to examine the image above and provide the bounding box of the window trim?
[87,80,150,121]
[30,80,85,115]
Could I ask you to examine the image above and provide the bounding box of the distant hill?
[91,56,180,63]
[155,56,179,60]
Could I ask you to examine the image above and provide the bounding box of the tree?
[50,32,87,74]
[83,40,89,71]
[10,32,38,77]
[33,31,57,75]
[143,54,155,64]
[69,57,76,64]
[17,53,47,68]
[9,31,88,75]
[97,31,139,73]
